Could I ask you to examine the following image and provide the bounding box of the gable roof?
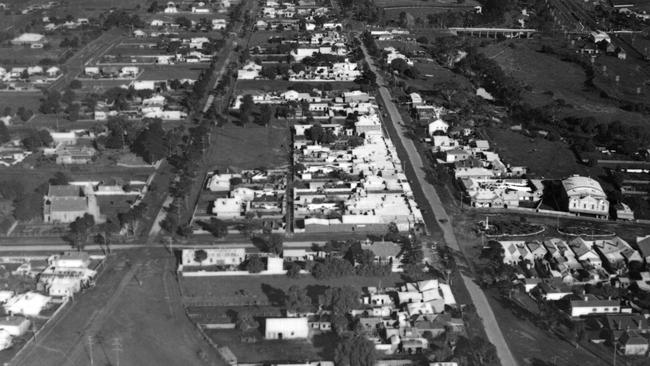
[48,185,81,197]
[50,197,87,212]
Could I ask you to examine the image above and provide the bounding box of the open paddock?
[181,273,403,302]
[0,46,68,65]
[235,80,358,94]
[249,30,299,46]
[483,126,600,179]
[138,64,210,81]
[207,126,289,171]
[0,92,43,112]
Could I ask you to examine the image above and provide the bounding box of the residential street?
[359,38,519,366]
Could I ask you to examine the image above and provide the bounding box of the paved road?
[360,39,518,366]
[48,29,123,92]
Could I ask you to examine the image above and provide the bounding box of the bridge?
[448,27,538,38]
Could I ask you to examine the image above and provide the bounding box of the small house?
[265,317,309,339]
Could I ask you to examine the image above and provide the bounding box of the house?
[43,185,101,224]
[3,292,50,316]
[536,279,573,300]
[212,18,227,30]
[500,241,534,264]
[568,238,602,268]
[47,277,81,297]
[444,149,470,164]
[427,119,449,136]
[343,90,370,103]
[0,316,30,337]
[361,241,402,270]
[592,237,642,270]
[265,317,309,339]
[570,295,620,317]
[636,235,650,263]
[401,338,428,354]
[355,115,381,136]
[603,314,650,343]
[526,241,547,259]
[180,248,245,268]
[55,146,96,165]
[45,66,60,77]
[561,175,609,218]
[237,61,262,80]
[409,92,423,106]
[619,331,649,355]
[11,33,45,45]
[206,173,239,192]
[49,251,90,268]
[615,202,634,220]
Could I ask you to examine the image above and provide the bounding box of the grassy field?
[480,40,650,126]
[181,273,403,301]
[138,64,210,81]
[235,80,358,93]
[0,92,42,112]
[249,30,299,46]
[208,126,289,171]
[483,126,601,180]
[374,0,479,7]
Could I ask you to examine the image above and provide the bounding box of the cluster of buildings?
[262,279,457,356]
[161,0,233,14]
[0,65,60,83]
[496,235,650,355]
[0,251,99,350]
[291,92,423,233]
[83,66,140,79]
[206,170,287,232]
[255,0,329,31]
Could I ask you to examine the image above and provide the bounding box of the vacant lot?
[0,92,42,112]
[208,126,289,171]
[235,80,358,94]
[138,64,210,81]
[181,273,402,303]
[483,126,601,179]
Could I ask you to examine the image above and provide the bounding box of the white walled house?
[570,296,620,317]
[180,248,245,268]
[265,318,309,339]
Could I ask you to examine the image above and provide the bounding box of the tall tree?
[133,119,166,163]
[0,122,10,144]
[333,334,376,366]
[68,213,95,251]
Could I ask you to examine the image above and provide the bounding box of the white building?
[48,251,90,268]
[3,292,50,316]
[0,316,30,337]
[237,61,262,80]
[561,175,609,218]
[570,296,620,317]
[180,248,245,268]
[206,173,239,192]
[265,318,309,339]
[427,119,449,135]
[212,198,243,218]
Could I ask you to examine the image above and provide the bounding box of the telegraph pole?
[113,337,122,366]
[88,336,94,366]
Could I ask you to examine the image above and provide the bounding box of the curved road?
[359,39,518,366]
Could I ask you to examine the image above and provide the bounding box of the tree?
[239,94,254,125]
[236,310,259,331]
[285,285,311,313]
[306,123,324,143]
[174,16,192,29]
[194,249,208,265]
[286,261,301,278]
[257,104,273,126]
[260,65,278,80]
[17,107,33,122]
[246,255,264,273]
[334,334,376,366]
[320,286,359,315]
[0,122,9,144]
[68,213,95,251]
[21,129,53,151]
[49,172,70,185]
[132,119,166,163]
[264,233,283,255]
[198,218,228,238]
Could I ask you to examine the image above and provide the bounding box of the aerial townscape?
[1,0,650,366]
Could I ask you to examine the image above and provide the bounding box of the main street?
[359,38,518,366]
